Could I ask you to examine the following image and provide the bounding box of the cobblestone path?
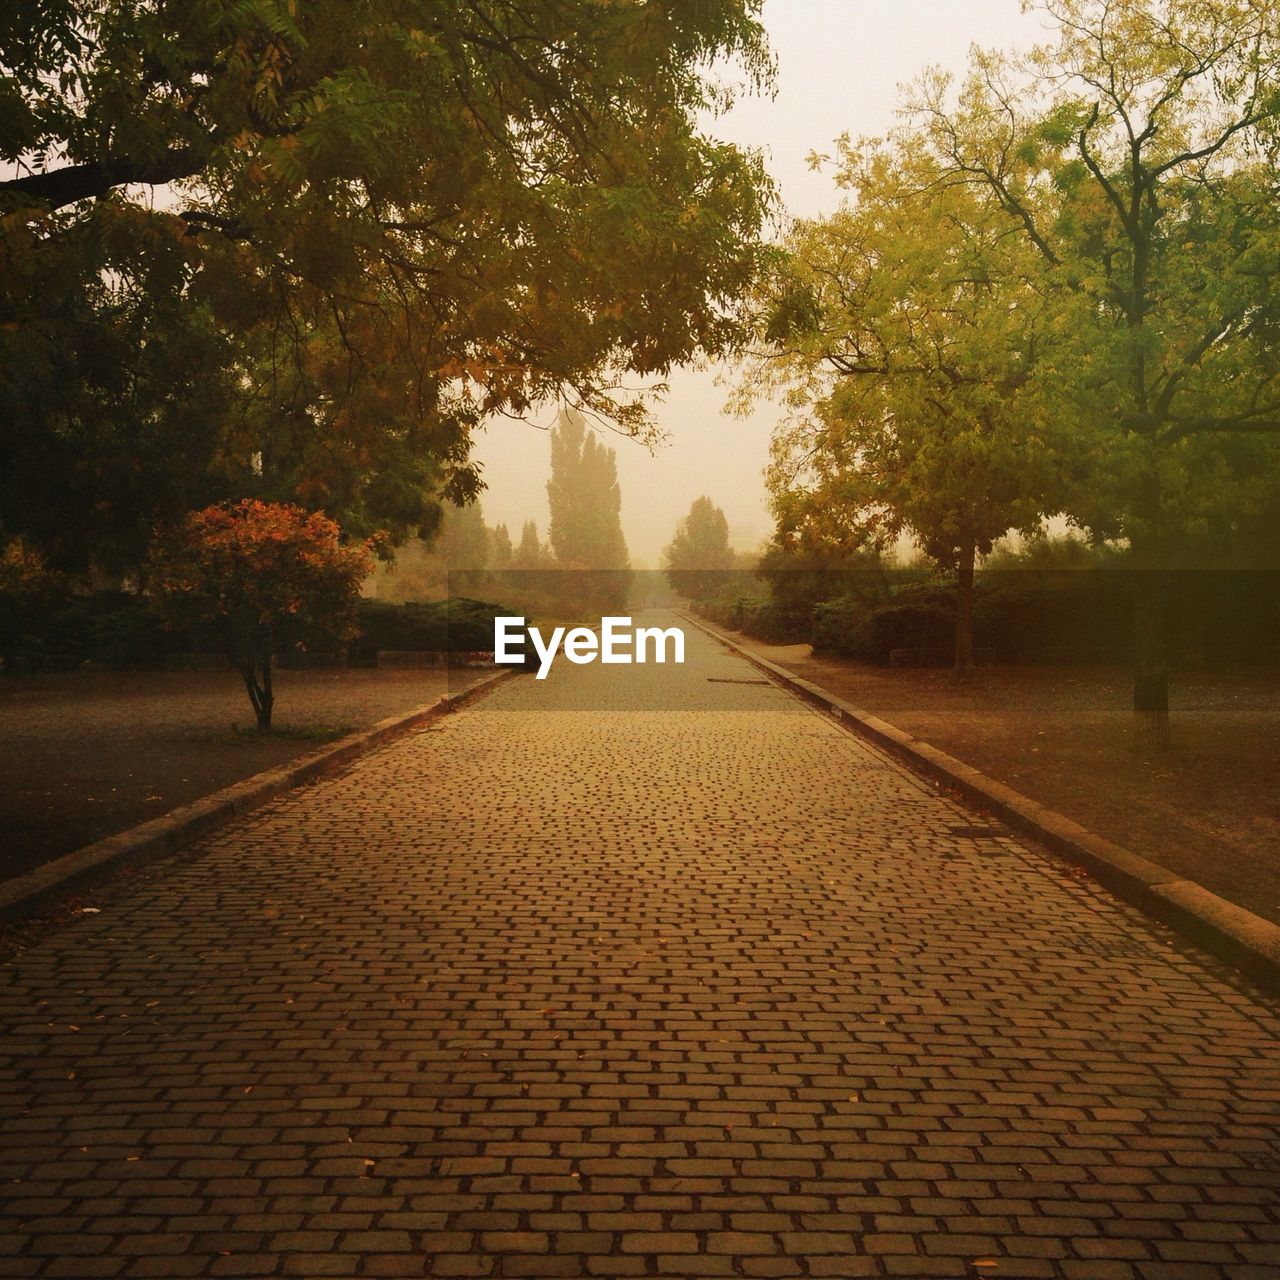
[2,617,1277,1279]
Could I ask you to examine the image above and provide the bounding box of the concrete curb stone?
[683,611,1280,993]
[0,666,517,918]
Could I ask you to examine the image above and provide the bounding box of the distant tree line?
[370,406,631,615]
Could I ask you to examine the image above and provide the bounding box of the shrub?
[739,598,811,644]
[150,501,374,728]
[973,573,1132,663]
[693,593,761,632]
[812,596,861,655]
[692,592,810,642]
[814,582,955,662]
[0,538,67,669]
[86,594,176,669]
[851,602,954,663]
[352,597,515,657]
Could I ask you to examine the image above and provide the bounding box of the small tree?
[437,501,492,573]
[490,524,514,570]
[663,497,735,601]
[512,521,554,571]
[150,501,374,729]
[748,139,1065,678]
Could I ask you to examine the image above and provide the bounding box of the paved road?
[2,617,1277,1279]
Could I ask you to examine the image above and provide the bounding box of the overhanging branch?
[1161,415,1280,443]
[0,147,206,211]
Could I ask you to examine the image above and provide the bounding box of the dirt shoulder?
[733,635,1280,927]
[0,668,483,881]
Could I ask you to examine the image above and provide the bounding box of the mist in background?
[470,0,1037,565]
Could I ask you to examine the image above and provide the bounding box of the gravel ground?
[735,636,1280,926]
[0,667,484,880]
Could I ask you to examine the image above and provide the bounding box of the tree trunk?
[1133,569,1169,749]
[239,658,274,730]
[259,657,274,730]
[954,541,976,681]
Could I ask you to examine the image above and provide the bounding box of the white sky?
[471,0,1038,565]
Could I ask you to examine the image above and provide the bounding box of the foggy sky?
[471,0,1039,566]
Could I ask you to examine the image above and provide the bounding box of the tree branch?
[1150,107,1274,181]
[1151,312,1241,423]
[1161,411,1280,443]
[1076,104,1132,232]
[0,147,206,211]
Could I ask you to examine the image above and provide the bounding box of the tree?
[490,524,514,570]
[0,230,244,576]
[436,502,490,572]
[546,406,631,611]
[753,516,889,621]
[746,138,1067,676]
[512,520,553,572]
[2,2,775,573]
[149,500,373,729]
[663,497,734,601]
[435,498,492,597]
[914,0,1280,735]
[364,496,496,601]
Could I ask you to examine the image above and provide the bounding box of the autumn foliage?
[149,501,374,728]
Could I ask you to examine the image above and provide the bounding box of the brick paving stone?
[1,614,1278,1277]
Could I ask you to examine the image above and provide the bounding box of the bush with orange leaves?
[149,501,376,729]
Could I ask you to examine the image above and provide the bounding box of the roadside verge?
[0,667,516,919]
[684,612,1280,993]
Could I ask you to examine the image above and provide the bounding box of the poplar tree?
[546,407,630,611]
[512,521,554,572]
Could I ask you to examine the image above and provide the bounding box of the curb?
[0,667,517,919]
[684,612,1280,993]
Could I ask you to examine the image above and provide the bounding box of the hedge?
[1,594,519,672]
[812,571,1280,666]
[814,592,954,663]
[351,597,511,657]
[972,575,1132,663]
[695,593,811,644]
[739,599,811,644]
